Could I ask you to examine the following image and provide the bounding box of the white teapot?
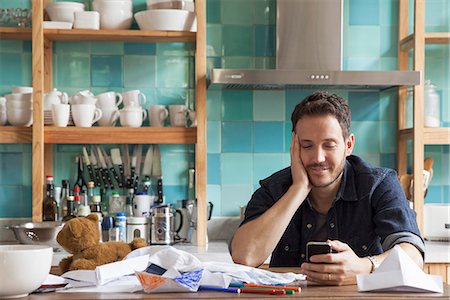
[44,88,68,111]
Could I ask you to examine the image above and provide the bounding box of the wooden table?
[22,268,449,299]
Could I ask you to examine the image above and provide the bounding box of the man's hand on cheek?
[290,132,311,191]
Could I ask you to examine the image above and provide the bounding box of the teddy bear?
[56,214,147,273]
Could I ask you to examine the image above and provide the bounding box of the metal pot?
[5,222,64,251]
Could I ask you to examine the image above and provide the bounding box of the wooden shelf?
[44,126,197,144]
[424,127,450,145]
[0,27,31,40]
[44,29,196,43]
[400,32,450,50]
[0,126,32,143]
[398,128,413,141]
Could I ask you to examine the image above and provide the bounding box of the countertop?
[50,240,450,266]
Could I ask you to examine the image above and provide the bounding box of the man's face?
[295,114,354,188]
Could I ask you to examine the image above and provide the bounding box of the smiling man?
[230,91,424,285]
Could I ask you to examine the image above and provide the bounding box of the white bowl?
[46,2,85,23]
[11,86,33,94]
[0,245,53,298]
[5,92,33,102]
[146,0,195,12]
[92,0,133,29]
[135,9,197,32]
[6,99,33,109]
[43,21,73,29]
[7,107,33,126]
[47,1,85,9]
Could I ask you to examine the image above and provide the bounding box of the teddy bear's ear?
[86,214,98,223]
[68,221,83,239]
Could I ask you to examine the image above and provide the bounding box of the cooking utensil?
[90,147,102,187]
[93,146,109,189]
[103,147,122,188]
[82,146,96,184]
[123,144,131,188]
[74,155,87,190]
[142,145,153,181]
[110,148,124,187]
[97,146,114,189]
[152,145,163,204]
[134,144,143,191]
[5,222,64,250]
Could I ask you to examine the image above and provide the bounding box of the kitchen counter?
[50,240,450,267]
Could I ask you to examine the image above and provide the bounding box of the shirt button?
[362,245,368,251]
[329,223,335,228]
[306,224,313,229]
[301,254,305,258]
[284,246,289,251]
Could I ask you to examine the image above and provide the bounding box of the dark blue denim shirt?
[241,155,424,267]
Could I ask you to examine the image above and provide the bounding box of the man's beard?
[307,159,345,188]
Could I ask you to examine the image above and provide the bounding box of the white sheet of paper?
[58,276,142,293]
[42,274,67,285]
[60,254,149,286]
[357,245,443,293]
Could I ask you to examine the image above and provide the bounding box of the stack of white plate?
[135,0,196,32]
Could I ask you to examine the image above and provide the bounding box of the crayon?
[244,283,301,292]
[198,285,240,293]
[240,288,286,295]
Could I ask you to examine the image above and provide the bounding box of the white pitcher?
[44,88,68,111]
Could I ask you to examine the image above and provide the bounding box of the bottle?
[54,186,62,221]
[90,195,103,222]
[125,188,134,217]
[90,195,103,241]
[61,180,70,218]
[87,181,95,205]
[424,80,440,127]
[77,188,91,217]
[115,212,127,242]
[109,191,124,215]
[63,195,77,222]
[188,168,195,200]
[43,175,57,221]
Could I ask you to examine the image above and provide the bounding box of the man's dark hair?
[291,91,351,138]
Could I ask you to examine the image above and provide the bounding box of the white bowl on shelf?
[7,107,33,126]
[146,0,195,12]
[0,245,53,298]
[46,2,85,23]
[92,0,133,29]
[43,21,73,29]
[135,9,197,32]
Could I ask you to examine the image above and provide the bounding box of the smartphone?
[306,241,333,262]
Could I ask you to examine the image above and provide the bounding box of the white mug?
[132,195,156,217]
[122,90,146,107]
[96,91,123,108]
[119,107,147,127]
[148,105,169,127]
[71,104,102,127]
[169,105,189,127]
[98,107,120,126]
[51,103,70,127]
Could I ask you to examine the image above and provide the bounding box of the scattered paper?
[357,245,443,293]
[137,269,203,293]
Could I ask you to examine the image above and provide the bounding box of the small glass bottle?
[87,181,95,205]
[90,195,103,222]
[60,180,70,219]
[115,212,127,242]
[109,191,124,215]
[125,188,134,217]
[63,195,77,222]
[43,175,58,221]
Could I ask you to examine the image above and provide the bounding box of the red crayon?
[240,288,286,295]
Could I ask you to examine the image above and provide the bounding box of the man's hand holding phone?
[301,240,371,286]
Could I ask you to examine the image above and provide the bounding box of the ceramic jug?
[44,88,68,111]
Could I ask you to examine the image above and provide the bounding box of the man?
[231,92,424,285]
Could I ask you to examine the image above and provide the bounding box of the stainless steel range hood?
[209,0,420,91]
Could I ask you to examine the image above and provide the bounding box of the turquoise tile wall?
[0,0,449,218]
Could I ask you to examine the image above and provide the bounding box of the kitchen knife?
[142,145,153,181]
[93,146,109,189]
[90,147,102,187]
[111,148,124,188]
[82,146,96,184]
[104,147,123,188]
[130,145,138,189]
[97,146,114,189]
[134,144,143,191]
[123,144,131,188]
[152,145,163,204]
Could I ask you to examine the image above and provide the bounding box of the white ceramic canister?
[126,217,149,244]
[424,80,440,127]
